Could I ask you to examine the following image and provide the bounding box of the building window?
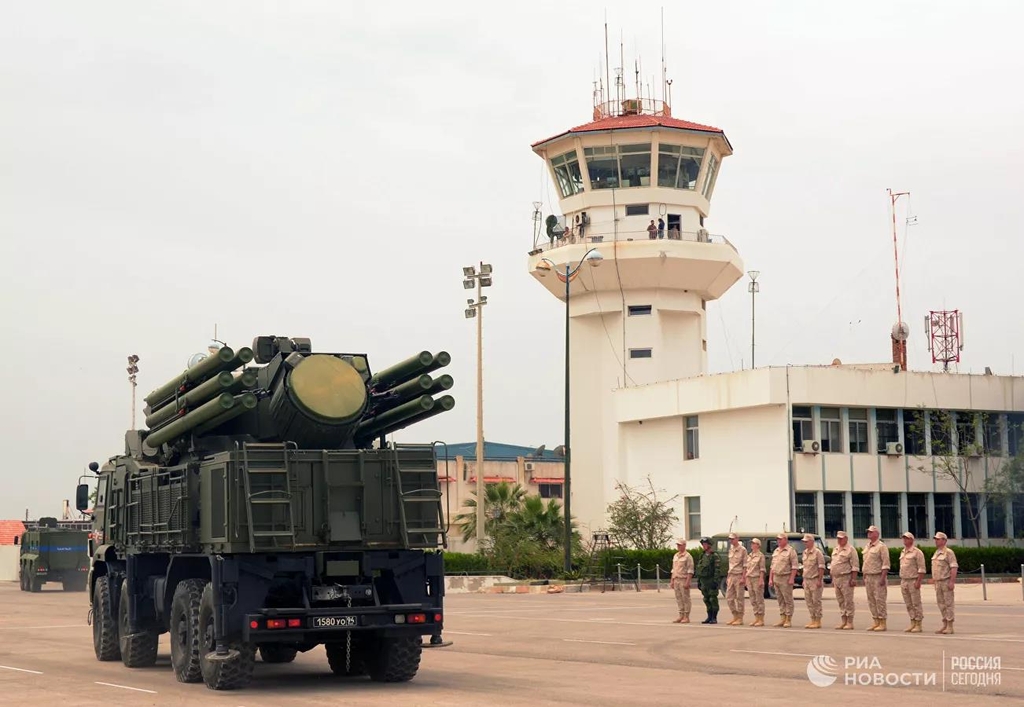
[903,409,926,455]
[550,150,583,197]
[701,153,719,199]
[628,305,652,316]
[848,408,869,453]
[1008,413,1024,456]
[1012,497,1024,541]
[960,493,981,539]
[820,407,842,453]
[539,483,562,499]
[954,412,977,455]
[907,493,928,539]
[982,413,1003,456]
[792,406,814,451]
[879,493,900,538]
[629,348,652,359]
[823,492,845,536]
[876,408,899,453]
[584,144,651,189]
[852,493,874,533]
[987,497,1006,538]
[625,203,649,216]
[930,411,952,455]
[657,143,705,190]
[795,492,817,534]
[685,497,701,538]
[684,416,699,460]
[933,493,955,538]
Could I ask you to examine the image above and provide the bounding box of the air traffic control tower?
[527,87,744,536]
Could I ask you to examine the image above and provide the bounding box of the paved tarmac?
[0,580,1021,705]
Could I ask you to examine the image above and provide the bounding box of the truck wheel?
[326,638,366,676]
[118,578,159,668]
[198,583,255,690]
[366,636,421,683]
[92,575,121,661]
[170,579,206,683]
[19,568,27,592]
[259,645,298,664]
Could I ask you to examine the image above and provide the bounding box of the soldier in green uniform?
[696,537,722,624]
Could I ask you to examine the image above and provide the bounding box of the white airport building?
[522,89,1024,547]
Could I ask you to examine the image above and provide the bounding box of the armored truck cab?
[17,518,89,592]
[77,336,455,691]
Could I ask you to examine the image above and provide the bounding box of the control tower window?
[701,153,719,199]
[658,144,705,190]
[584,144,651,189]
[550,150,584,197]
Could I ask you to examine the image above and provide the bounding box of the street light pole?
[463,263,493,549]
[535,248,603,573]
[747,271,760,369]
[127,354,140,430]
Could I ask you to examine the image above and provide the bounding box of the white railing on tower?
[535,228,735,253]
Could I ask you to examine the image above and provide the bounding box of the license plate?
[312,615,357,629]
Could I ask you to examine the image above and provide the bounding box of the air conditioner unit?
[886,441,904,456]
[524,462,535,472]
[802,439,821,454]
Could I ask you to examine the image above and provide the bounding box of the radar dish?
[891,321,910,341]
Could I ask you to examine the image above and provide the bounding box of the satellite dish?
[553,445,566,457]
[891,321,910,341]
[831,358,842,366]
[531,444,546,458]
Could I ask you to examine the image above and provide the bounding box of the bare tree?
[606,477,680,550]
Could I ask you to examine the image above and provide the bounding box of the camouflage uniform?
[696,540,722,624]
[744,539,766,626]
[931,532,958,635]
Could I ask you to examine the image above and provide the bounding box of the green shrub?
[440,552,491,574]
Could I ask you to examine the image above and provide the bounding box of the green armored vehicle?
[711,532,831,599]
[76,335,455,691]
[16,517,90,592]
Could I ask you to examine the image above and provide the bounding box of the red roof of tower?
[532,113,730,150]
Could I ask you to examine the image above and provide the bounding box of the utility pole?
[463,263,492,548]
[127,354,140,429]
[747,271,760,369]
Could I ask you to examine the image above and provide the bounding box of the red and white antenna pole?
[888,188,910,370]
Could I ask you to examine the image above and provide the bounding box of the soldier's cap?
[934,531,948,540]
[866,525,880,533]
[902,531,915,539]
[775,532,786,539]
[836,531,848,539]
[802,533,814,542]
[728,532,738,539]
[700,536,712,545]
[750,537,762,545]
[675,537,687,545]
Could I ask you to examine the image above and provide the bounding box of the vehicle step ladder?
[391,444,448,550]
[240,442,297,552]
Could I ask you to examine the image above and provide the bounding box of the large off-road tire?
[259,644,298,664]
[326,638,367,676]
[118,578,159,668]
[170,579,206,683]
[18,568,26,591]
[92,575,121,661]
[198,583,255,690]
[366,635,422,683]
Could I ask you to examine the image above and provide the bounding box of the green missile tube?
[194,392,258,436]
[144,393,236,448]
[383,374,433,405]
[422,351,451,375]
[426,373,453,396]
[145,346,254,409]
[144,369,258,428]
[369,351,433,390]
[359,395,455,441]
[354,394,433,438]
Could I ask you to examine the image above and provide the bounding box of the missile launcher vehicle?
[76,335,455,690]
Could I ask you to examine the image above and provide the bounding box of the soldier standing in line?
[801,533,826,629]
[931,531,959,634]
[744,538,766,626]
[670,538,694,624]
[768,533,798,628]
[862,525,890,631]
[696,537,722,624]
[725,532,749,625]
[830,531,859,629]
[898,531,926,633]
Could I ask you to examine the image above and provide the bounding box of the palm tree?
[509,496,566,549]
[453,482,528,543]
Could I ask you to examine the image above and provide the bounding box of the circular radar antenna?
[891,321,910,341]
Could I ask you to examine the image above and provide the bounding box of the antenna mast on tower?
[887,188,910,371]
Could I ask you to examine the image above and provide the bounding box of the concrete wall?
[0,546,19,582]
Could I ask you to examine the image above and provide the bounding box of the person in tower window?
[647,220,657,239]
[657,217,665,239]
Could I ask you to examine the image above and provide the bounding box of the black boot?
[701,607,713,624]
[709,609,718,624]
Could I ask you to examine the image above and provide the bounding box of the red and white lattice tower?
[925,310,964,371]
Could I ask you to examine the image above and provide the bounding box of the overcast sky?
[2,1,1022,519]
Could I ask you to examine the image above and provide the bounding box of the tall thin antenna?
[604,15,610,114]
[888,188,910,370]
[661,6,666,103]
